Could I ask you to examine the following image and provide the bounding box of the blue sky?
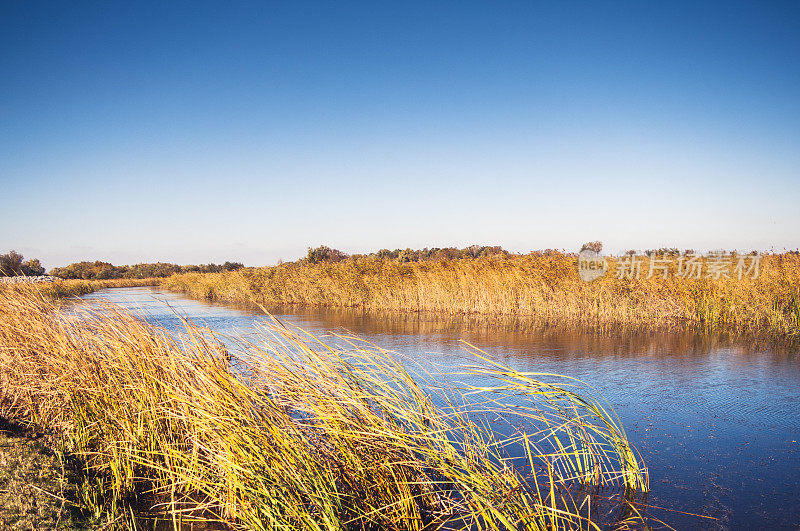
[1,1,798,268]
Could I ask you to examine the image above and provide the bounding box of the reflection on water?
[79,288,800,530]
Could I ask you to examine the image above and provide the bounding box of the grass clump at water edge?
[0,287,650,530]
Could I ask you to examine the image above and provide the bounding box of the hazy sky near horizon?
[1,1,799,268]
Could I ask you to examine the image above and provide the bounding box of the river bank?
[160,252,800,340]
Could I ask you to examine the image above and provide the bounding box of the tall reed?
[162,252,800,338]
[0,287,648,530]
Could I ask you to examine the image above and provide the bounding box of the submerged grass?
[0,287,648,530]
[161,252,800,338]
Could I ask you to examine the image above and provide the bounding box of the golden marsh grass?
[161,252,800,339]
[0,286,649,529]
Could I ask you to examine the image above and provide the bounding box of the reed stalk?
[161,253,800,338]
[0,286,649,530]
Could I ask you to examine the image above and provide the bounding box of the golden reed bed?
[161,252,800,339]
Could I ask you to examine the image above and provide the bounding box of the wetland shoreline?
[160,252,800,341]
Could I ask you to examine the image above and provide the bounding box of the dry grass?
[161,252,800,339]
[0,278,162,301]
[0,286,648,530]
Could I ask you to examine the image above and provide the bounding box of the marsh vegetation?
[162,247,800,340]
[0,286,649,530]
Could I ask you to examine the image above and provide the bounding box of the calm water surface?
[80,287,800,530]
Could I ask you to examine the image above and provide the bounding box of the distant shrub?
[1,251,45,276]
[397,249,416,263]
[375,249,398,260]
[222,261,244,271]
[580,241,603,254]
[0,250,24,276]
[364,245,507,263]
[306,246,349,264]
[21,259,45,276]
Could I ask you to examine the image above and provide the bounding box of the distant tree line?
[48,260,245,280]
[0,250,46,277]
[302,245,509,264]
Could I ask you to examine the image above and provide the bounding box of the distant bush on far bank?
[302,244,510,264]
[49,260,244,280]
[0,250,46,277]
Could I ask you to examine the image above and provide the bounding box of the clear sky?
[1,1,798,268]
